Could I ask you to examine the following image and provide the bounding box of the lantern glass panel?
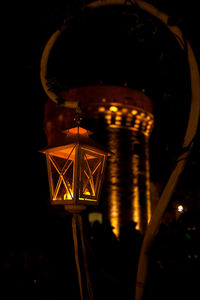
[47,145,76,202]
[79,149,105,202]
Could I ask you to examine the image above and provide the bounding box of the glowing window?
[98,106,105,112]
[115,121,121,126]
[109,106,118,112]
[131,110,137,115]
[122,108,128,113]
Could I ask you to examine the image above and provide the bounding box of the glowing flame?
[109,106,118,112]
[84,191,91,195]
[64,191,73,200]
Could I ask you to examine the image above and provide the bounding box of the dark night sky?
[3,1,200,238]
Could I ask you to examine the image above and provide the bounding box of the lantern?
[40,126,109,212]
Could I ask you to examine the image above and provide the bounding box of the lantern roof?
[66,126,92,135]
[40,126,109,155]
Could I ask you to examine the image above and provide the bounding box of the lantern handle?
[40,24,80,108]
[74,110,82,127]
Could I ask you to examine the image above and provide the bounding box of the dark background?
[2,1,200,299]
[2,0,200,291]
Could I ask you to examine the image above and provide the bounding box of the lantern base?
[64,204,86,213]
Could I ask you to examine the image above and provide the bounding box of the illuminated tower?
[44,86,154,235]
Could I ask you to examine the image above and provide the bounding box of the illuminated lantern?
[40,126,109,212]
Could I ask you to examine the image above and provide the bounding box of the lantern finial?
[74,103,82,126]
[74,111,81,127]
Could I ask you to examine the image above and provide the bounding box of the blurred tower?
[44,86,154,235]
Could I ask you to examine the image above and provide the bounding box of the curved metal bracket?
[40,26,79,108]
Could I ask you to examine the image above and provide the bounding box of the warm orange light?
[68,127,88,135]
[109,188,120,237]
[116,111,122,115]
[132,154,140,231]
[145,145,151,224]
[64,191,73,200]
[109,106,118,112]
[131,109,137,115]
[115,121,121,126]
[98,106,106,112]
[84,191,91,195]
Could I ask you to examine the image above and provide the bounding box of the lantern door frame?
[45,143,77,205]
[79,147,106,205]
